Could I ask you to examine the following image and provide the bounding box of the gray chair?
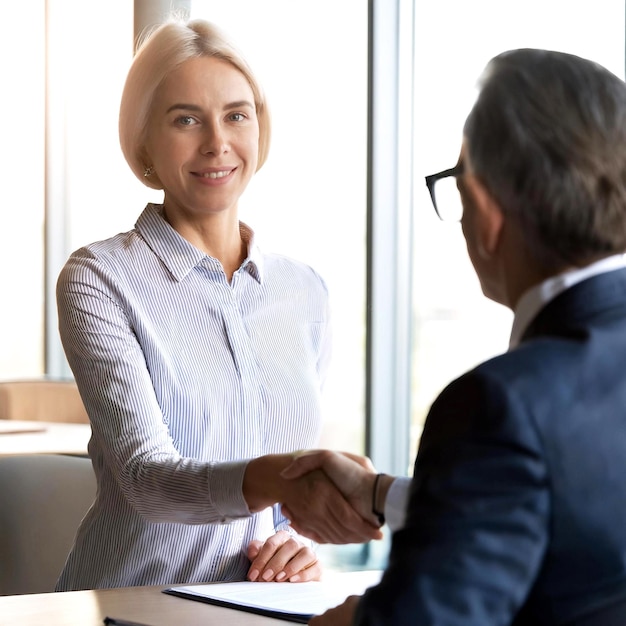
[0,454,96,595]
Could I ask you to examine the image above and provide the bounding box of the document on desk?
[164,569,383,623]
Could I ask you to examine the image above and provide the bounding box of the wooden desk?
[0,420,91,456]
[0,585,289,625]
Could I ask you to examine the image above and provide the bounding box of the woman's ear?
[464,176,505,258]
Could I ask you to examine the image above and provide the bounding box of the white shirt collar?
[509,253,626,349]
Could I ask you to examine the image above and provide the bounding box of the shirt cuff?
[384,476,412,532]
[207,459,252,522]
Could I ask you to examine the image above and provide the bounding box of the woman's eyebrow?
[165,100,255,114]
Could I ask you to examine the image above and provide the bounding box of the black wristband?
[372,473,386,527]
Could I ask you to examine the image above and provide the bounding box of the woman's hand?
[247,530,321,583]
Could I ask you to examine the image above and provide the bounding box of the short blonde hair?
[119,18,271,190]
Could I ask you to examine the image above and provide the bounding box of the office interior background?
[1,0,624,566]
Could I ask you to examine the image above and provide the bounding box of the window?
[410,0,626,466]
[44,0,160,376]
[0,1,46,377]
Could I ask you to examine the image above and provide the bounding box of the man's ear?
[465,176,505,258]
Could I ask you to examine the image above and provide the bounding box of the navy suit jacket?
[356,268,626,625]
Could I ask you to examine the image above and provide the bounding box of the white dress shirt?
[55,203,331,590]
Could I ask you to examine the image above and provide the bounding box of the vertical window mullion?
[366,0,414,478]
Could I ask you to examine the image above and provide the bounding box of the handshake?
[244,450,397,545]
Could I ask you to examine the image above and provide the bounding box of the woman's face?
[144,56,259,221]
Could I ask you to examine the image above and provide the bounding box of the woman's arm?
[57,250,251,523]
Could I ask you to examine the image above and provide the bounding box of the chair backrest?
[0,453,96,595]
[0,379,89,423]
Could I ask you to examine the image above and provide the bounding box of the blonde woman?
[56,17,378,592]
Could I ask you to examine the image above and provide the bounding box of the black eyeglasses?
[425,163,465,221]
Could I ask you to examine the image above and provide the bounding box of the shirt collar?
[509,253,626,349]
[135,204,264,283]
[239,221,264,282]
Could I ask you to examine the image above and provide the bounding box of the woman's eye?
[177,115,197,126]
[229,112,245,122]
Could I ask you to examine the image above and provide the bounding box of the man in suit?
[281,48,626,625]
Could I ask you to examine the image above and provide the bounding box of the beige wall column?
[134,0,191,47]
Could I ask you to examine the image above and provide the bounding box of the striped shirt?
[55,203,331,591]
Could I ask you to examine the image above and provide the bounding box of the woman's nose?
[200,122,228,155]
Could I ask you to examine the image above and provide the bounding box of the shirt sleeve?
[272,504,315,549]
[57,250,252,524]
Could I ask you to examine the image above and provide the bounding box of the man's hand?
[247,530,321,582]
[243,454,383,544]
[281,450,381,526]
[309,594,361,625]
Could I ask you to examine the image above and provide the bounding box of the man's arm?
[351,370,549,625]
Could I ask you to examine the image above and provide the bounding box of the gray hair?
[464,48,626,271]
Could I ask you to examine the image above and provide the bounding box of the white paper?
[167,569,383,618]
